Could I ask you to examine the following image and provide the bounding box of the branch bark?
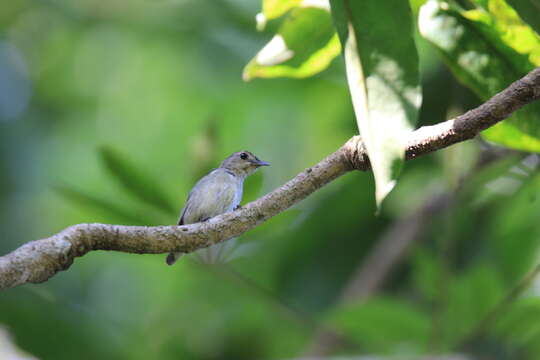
[1,67,540,290]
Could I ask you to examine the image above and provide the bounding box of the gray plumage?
[166,151,269,265]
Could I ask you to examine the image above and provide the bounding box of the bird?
[166,151,270,265]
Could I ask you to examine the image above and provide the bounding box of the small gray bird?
[166,151,270,265]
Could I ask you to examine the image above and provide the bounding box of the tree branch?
[1,67,540,290]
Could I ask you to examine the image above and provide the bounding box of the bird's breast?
[183,170,243,222]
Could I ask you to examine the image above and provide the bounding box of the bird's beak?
[254,159,270,167]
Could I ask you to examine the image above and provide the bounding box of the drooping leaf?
[506,0,540,35]
[99,146,176,215]
[56,186,152,225]
[327,297,431,352]
[330,0,422,208]
[418,0,540,152]
[244,5,341,80]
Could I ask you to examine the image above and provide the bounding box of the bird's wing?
[180,169,239,224]
[177,195,189,225]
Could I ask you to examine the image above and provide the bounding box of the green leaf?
[261,0,302,20]
[506,0,540,35]
[327,297,430,352]
[459,153,522,205]
[443,265,504,347]
[464,0,540,72]
[330,0,422,208]
[413,248,508,348]
[56,186,152,225]
[418,0,540,152]
[410,0,429,15]
[99,146,176,215]
[491,297,540,346]
[489,168,540,282]
[244,6,341,80]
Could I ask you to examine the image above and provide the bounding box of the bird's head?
[220,151,270,178]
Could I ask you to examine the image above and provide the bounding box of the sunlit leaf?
[465,0,540,71]
[262,0,302,20]
[99,146,176,215]
[330,0,422,208]
[418,0,540,152]
[506,0,540,35]
[244,6,340,80]
[327,297,430,352]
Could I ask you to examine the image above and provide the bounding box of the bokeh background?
[1,0,540,359]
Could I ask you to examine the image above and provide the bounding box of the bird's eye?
[240,152,248,160]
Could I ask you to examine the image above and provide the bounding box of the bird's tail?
[193,239,238,264]
[166,252,182,265]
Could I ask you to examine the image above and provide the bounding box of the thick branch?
[1,67,540,290]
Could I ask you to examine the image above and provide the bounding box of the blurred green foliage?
[1,0,540,359]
